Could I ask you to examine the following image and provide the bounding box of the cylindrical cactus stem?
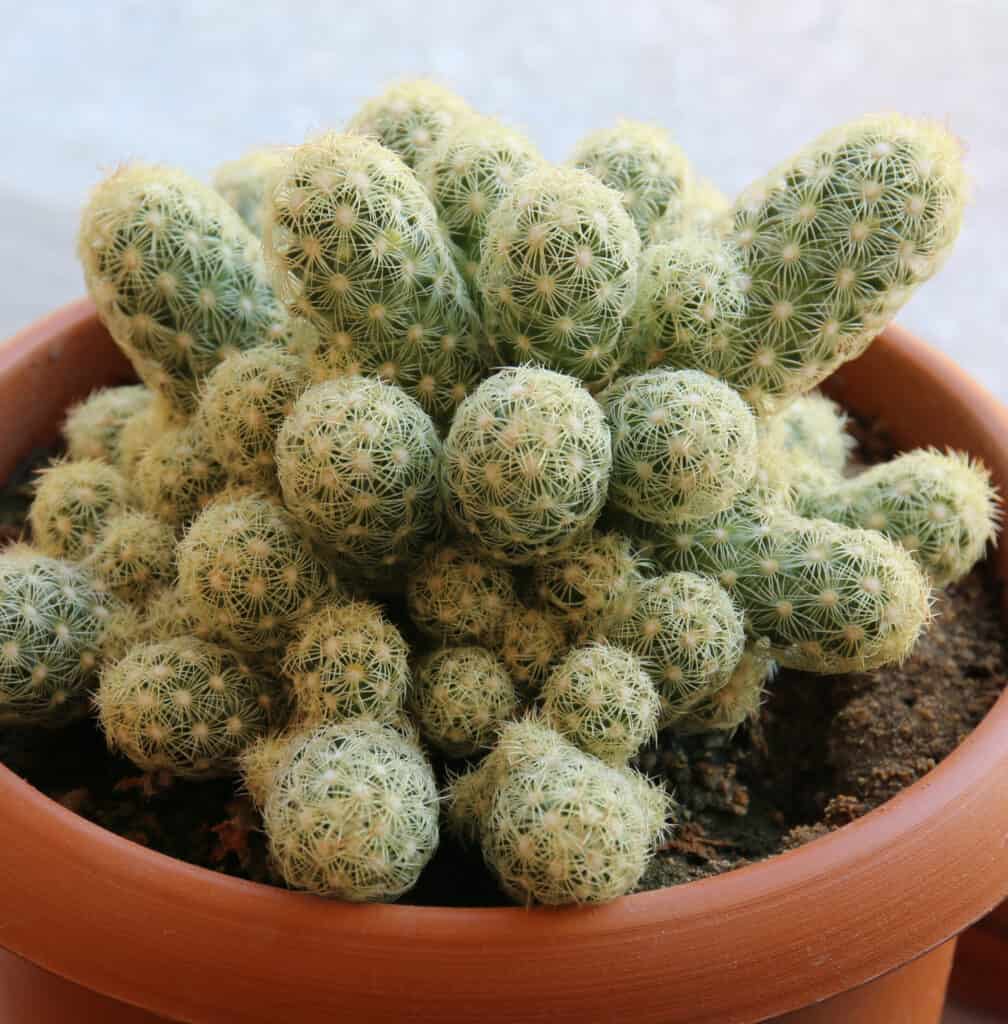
[607,571,747,726]
[794,449,1000,587]
[540,642,660,765]
[494,603,569,696]
[649,494,932,673]
[0,547,107,725]
[86,511,176,602]
[275,377,442,581]
[63,385,153,464]
[602,368,759,524]
[213,146,288,236]
[282,600,411,728]
[196,344,312,491]
[406,543,518,647]
[409,645,519,758]
[477,165,642,386]
[262,132,485,421]
[79,165,289,413]
[347,79,472,169]
[177,494,339,653]
[261,720,440,900]
[631,115,967,414]
[569,120,692,242]
[417,115,542,280]
[531,530,646,639]
[29,459,130,561]
[440,367,613,564]
[95,637,279,778]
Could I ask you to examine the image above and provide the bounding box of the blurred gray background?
[1,0,1004,400]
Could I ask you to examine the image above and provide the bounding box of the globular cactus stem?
[63,385,153,464]
[213,146,289,236]
[87,511,176,602]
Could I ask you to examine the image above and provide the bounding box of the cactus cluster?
[2,82,996,909]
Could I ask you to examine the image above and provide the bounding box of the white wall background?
[1,0,1004,398]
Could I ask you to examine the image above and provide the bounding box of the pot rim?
[1,300,1007,1024]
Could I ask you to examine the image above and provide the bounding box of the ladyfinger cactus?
[262,720,439,900]
[96,637,277,777]
[213,146,288,235]
[441,367,612,563]
[197,344,311,490]
[608,572,746,724]
[477,165,642,386]
[262,132,484,420]
[603,368,759,524]
[496,603,569,696]
[29,459,129,561]
[540,642,660,764]
[347,79,471,169]
[282,600,411,728]
[632,116,967,414]
[673,647,773,734]
[407,543,517,647]
[63,385,153,464]
[417,115,542,279]
[87,511,176,601]
[177,494,336,653]
[410,645,519,758]
[275,377,441,579]
[570,121,692,242]
[79,165,288,413]
[0,547,107,725]
[654,176,731,240]
[651,495,932,672]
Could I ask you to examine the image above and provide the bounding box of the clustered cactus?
[1,83,996,910]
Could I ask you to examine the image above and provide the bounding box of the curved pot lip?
[1,300,1008,1024]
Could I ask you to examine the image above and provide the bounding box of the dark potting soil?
[0,422,1005,906]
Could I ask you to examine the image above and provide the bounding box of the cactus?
[441,367,612,563]
[496,603,569,696]
[570,121,692,242]
[406,543,517,647]
[115,396,177,481]
[417,115,542,278]
[647,494,932,672]
[449,719,670,905]
[631,115,967,414]
[213,146,288,235]
[603,368,759,524]
[87,511,176,602]
[347,79,471,169]
[177,494,337,653]
[63,385,153,464]
[532,530,645,637]
[262,132,484,421]
[410,645,519,757]
[95,636,277,777]
[135,422,229,530]
[673,647,773,734]
[477,165,642,386]
[196,344,312,490]
[282,600,411,728]
[261,720,440,900]
[29,459,129,561]
[97,585,219,664]
[79,165,289,413]
[275,377,442,580]
[653,176,731,241]
[0,547,107,725]
[793,449,1000,587]
[607,571,747,725]
[540,642,660,764]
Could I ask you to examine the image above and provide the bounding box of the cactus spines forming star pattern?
[87,511,176,602]
[63,385,153,464]
[495,603,569,696]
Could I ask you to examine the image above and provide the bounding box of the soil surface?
[1,423,1004,906]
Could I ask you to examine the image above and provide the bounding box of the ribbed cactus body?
[263,133,484,421]
[570,121,691,242]
[79,165,288,413]
[0,549,106,725]
[96,637,277,777]
[262,720,439,900]
[275,377,441,579]
[440,367,612,564]
[63,385,153,464]
[477,166,641,386]
[632,116,967,414]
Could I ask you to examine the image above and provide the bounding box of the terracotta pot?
[1,299,1007,1024]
